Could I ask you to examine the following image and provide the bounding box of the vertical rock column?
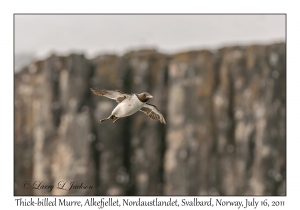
[216,44,286,195]
[14,64,41,195]
[31,58,57,196]
[164,51,216,195]
[91,55,130,195]
[125,50,169,195]
[214,46,250,195]
[233,44,286,195]
[49,54,96,195]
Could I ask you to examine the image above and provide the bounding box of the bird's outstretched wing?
[140,103,166,124]
[90,88,129,103]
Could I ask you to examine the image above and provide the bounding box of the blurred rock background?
[14,42,286,196]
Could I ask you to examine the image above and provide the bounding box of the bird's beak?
[149,95,153,98]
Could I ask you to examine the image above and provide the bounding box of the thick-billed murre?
[90,88,166,124]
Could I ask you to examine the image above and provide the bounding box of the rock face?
[14,43,286,196]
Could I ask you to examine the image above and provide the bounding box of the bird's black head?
[136,92,153,102]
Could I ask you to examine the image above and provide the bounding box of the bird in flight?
[90,88,166,124]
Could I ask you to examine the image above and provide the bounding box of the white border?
[2,0,297,209]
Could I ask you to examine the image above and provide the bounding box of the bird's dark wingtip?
[90,88,106,96]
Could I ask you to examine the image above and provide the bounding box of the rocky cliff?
[14,43,286,196]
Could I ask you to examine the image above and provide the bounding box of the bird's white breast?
[112,94,144,117]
